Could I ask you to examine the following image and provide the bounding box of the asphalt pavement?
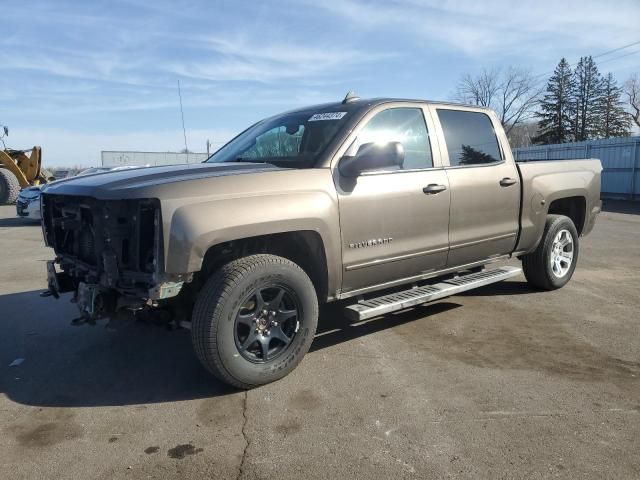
[0,202,638,479]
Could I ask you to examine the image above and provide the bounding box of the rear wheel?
[0,168,20,204]
[521,214,579,290]
[191,254,318,389]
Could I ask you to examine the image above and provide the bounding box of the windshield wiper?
[234,157,262,163]
[234,157,276,166]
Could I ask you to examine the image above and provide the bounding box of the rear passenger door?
[430,106,520,267]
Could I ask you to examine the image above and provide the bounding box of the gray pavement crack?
[237,390,250,480]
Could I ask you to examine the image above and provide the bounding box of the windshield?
[206,108,352,168]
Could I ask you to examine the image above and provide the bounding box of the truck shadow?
[456,280,537,297]
[0,217,40,227]
[601,199,640,215]
[0,289,458,408]
[312,301,461,352]
[0,290,235,407]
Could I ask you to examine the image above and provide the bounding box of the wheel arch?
[547,196,586,235]
[525,194,587,252]
[195,230,330,303]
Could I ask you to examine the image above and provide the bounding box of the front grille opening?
[78,225,97,265]
[77,207,97,265]
[44,195,161,281]
[139,204,157,273]
[121,238,130,265]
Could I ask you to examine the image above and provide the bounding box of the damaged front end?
[41,193,187,324]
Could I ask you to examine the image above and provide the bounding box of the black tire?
[0,168,21,204]
[191,254,318,389]
[521,214,579,290]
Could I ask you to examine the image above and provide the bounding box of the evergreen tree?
[534,58,574,144]
[572,56,604,141]
[459,144,496,165]
[597,73,631,138]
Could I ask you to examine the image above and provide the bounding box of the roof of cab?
[282,97,491,115]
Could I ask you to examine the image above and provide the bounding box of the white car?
[15,184,45,220]
[16,165,147,220]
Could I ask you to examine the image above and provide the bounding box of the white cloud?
[0,14,392,117]
[161,34,394,83]
[1,5,392,88]
[308,0,640,59]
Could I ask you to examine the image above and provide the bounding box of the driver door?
[334,106,450,295]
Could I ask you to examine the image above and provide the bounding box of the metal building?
[513,136,640,200]
[101,151,209,167]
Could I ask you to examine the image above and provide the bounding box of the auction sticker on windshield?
[308,112,347,121]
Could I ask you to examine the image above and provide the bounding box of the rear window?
[437,109,502,166]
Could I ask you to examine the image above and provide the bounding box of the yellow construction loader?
[0,125,53,204]
[0,146,53,204]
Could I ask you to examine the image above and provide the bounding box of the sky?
[1,0,639,166]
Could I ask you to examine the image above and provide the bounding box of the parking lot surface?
[1,202,639,479]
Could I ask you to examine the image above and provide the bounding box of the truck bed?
[515,158,602,254]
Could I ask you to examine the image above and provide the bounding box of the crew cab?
[41,96,602,388]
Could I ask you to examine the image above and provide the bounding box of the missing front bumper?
[45,260,75,298]
[45,259,184,315]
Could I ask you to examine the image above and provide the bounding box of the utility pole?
[177,79,189,161]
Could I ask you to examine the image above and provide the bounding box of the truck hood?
[43,162,280,199]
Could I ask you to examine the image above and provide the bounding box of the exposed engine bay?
[41,194,186,323]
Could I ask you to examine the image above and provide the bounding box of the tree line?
[535,57,631,144]
[455,57,640,147]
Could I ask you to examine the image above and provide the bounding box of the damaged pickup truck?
[41,96,602,388]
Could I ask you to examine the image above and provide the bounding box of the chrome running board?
[344,266,522,321]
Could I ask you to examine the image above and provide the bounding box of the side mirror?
[339,142,404,177]
[285,123,301,135]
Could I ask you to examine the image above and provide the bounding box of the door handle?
[499,177,517,187]
[423,184,447,195]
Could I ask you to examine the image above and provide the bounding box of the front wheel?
[521,214,579,290]
[191,254,318,389]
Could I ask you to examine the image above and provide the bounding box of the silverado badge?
[348,237,393,249]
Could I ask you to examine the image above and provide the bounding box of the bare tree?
[455,69,501,109]
[624,74,640,128]
[455,68,542,135]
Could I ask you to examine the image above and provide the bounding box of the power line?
[597,48,640,66]
[532,39,640,81]
[593,40,640,59]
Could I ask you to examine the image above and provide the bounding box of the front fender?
[159,169,342,295]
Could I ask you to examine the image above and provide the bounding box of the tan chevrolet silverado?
[41,96,602,388]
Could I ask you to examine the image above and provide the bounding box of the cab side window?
[437,109,502,166]
[356,108,433,170]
